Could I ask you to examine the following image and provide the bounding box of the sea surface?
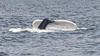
[0,0,100,56]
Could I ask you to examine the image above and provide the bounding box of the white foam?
[9,27,77,33]
[9,28,24,32]
[9,28,56,33]
[77,27,88,30]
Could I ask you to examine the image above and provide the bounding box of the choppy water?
[0,0,100,56]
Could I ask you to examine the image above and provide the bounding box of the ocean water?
[0,0,100,56]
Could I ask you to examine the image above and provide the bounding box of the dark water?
[0,0,100,56]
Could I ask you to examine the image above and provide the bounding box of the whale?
[9,19,87,33]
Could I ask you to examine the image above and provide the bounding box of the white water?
[9,27,87,33]
[9,28,56,32]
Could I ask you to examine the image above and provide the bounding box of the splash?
[9,28,56,33]
[9,28,77,33]
[77,27,88,30]
[9,27,87,33]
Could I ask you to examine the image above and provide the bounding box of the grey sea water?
[0,0,100,56]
